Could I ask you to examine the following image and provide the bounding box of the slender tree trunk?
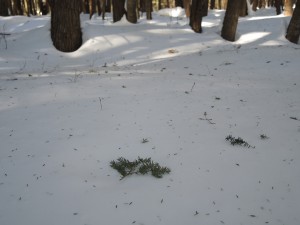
[274,0,282,14]
[190,0,204,33]
[286,0,300,43]
[145,0,152,20]
[210,0,216,9]
[284,0,294,16]
[127,0,137,23]
[89,0,96,19]
[49,0,82,52]
[221,0,242,41]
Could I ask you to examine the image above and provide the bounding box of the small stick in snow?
[98,97,103,110]
[190,82,196,92]
[199,112,215,125]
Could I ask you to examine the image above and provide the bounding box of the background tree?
[286,0,300,44]
[145,0,152,20]
[49,0,82,52]
[284,0,294,16]
[190,0,204,33]
[183,0,190,17]
[221,0,243,41]
[89,0,96,19]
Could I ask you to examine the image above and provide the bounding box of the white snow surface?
[1,8,300,225]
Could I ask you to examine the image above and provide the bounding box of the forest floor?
[1,7,300,225]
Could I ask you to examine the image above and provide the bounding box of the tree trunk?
[284,0,294,16]
[202,0,209,17]
[252,0,258,11]
[89,0,96,19]
[210,0,215,9]
[112,0,125,22]
[240,0,247,17]
[12,0,23,15]
[127,0,137,23]
[221,0,242,41]
[175,0,184,7]
[145,0,152,20]
[274,0,282,14]
[286,0,300,44]
[190,0,204,33]
[0,0,9,16]
[49,0,82,52]
[183,0,190,17]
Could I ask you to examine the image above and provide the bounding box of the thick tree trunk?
[49,0,82,52]
[286,0,300,44]
[127,0,137,23]
[221,0,242,41]
[190,0,204,33]
[284,0,294,16]
[112,0,125,22]
[0,0,9,16]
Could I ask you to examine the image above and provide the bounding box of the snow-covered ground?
[1,8,300,225]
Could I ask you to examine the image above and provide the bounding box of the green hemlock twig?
[225,135,255,148]
[110,157,171,180]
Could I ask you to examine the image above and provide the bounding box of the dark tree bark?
[106,0,111,12]
[286,0,300,44]
[274,0,282,14]
[190,0,204,33]
[284,0,294,16]
[202,0,209,17]
[145,0,152,20]
[112,0,125,22]
[252,0,258,11]
[0,0,9,16]
[221,0,242,41]
[12,0,24,15]
[49,0,82,52]
[175,0,184,7]
[210,0,216,9]
[127,0,137,23]
[239,0,247,17]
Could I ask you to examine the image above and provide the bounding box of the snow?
[1,8,300,225]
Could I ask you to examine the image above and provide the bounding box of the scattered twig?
[290,116,299,121]
[199,112,215,125]
[190,82,196,92]
[98,97,103,110]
